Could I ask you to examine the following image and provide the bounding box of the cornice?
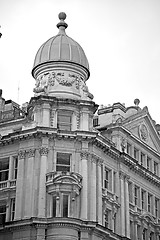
[120,153,160,187]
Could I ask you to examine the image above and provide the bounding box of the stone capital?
[39,147,49,156]
[80,151,90,160]
[18,150,26,159]
[28,149,35,158]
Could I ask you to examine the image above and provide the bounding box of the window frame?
[57,110,72,131]
[0,158,9,182]
[56,152,71,172]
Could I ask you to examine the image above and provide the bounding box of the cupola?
[32,12,92,100]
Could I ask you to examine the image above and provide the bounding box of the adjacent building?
[0,12,159,240]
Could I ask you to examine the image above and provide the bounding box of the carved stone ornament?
[39,147,49,156]
[121,137,126,152]
[28,149,35,158]
[50,109,55,127]
[76,111,80,129]
[139,124,148,142]
[18,150,26,159]
[56,72,76,86]
[33,71,55,93]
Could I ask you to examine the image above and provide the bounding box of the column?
[24,149,35,218]
[97,159,103,224]
[80,151,88,220]
[8,156,12,186]
[15,150,26,220]
[38,147,48,218]
[124,175,130,238]
[119,171,125,236]
[90,157,96,221]
[134,221,138,240]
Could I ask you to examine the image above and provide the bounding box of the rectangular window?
[147,157,151,171]
[148,194,152,213]
[57,111,72,131]
[150,232,154,240]
[105,209,109,228]
[10,198,15,221]
[134,186,139,206]
[142,228,147,240]
[0,158,9,182]
[56,153,71,172]
[62,194,68,217]
[0,205,6,225]
[140,153,145,166]
[13,156,18,179]
[155,198,159,217]
[104,168,111,190]
[127,143,131,155]
[141,190,145,210]
[53,196,56,217]
[93,117,99,127]
[134,148,139,161]
[128,182,132,203]
[154,161,158,175]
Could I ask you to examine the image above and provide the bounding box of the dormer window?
[57,110,72,131]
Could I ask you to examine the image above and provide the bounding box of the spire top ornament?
[57,12,68,32]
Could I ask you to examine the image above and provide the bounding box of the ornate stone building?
[0,12,159,240]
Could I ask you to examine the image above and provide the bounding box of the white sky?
[0,0,160,123]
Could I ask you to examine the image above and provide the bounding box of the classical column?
[90,157,96,221]
[80,151,88,220]
[15,150,26,220]
[124,175,130,238]
[38,147,48,218]
[97,158,103,224]
[119,171,125,236]
[24,149,35,218]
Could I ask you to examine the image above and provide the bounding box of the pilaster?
[80,151,89,220]
[15,150,26,220]
[38,147,48,218]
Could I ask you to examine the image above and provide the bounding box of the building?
[0,12,159,240]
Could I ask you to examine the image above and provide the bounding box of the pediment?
[123,113,160,153]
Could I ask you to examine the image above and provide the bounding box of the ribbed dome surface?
[33,33,89,70]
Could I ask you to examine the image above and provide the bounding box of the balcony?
[0,180,16,191]
[46,171,82,195]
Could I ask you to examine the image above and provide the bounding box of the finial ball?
[58,12,67,21]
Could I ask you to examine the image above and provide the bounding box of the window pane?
[56,165,70,172]
[57,111,72,131]
[0,205,6,225]
[63,195,68,217]
[53,196,56,217]
[57,153,70,165]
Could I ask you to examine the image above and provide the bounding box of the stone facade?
[0,12,160,240]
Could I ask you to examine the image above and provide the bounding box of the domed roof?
[32,12,89,77]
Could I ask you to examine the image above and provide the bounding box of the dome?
[32,12,89,78]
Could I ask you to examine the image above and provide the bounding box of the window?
[56,153,71,172]
[134,186,139,206]
[10,198,15,221]
[154,161,158,175]
[155,198,159,217]
[93,117,99,127]
[140,153,145,166]
[150,232,154,240]
[142,228,147,240]
[134,148,139,161]
[52,196,56,217]
[0,158,9,182]
[62,194,69,217]
[13,156,18,179]
[0,205,6,225]
[141,190,146,210]
[104,168,111,189]
[148,194,152,213]
[104,209,109,228]
[57,110,72,131]
[147,157,151,171]
[128,182,133,203]
[127,143,131,155]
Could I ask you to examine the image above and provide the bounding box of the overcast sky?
[0,0,160,123]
